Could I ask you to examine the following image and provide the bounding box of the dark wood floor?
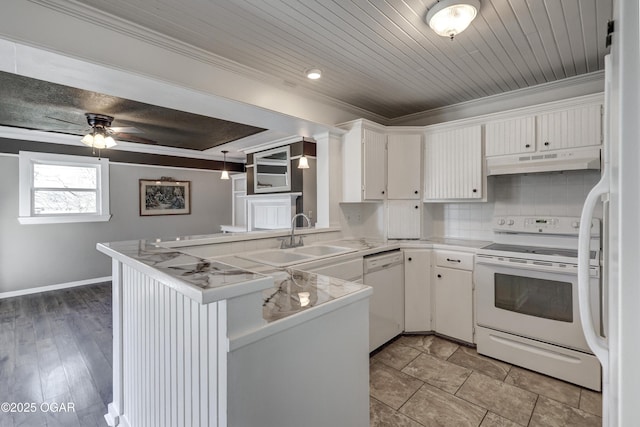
[0,283,112,427]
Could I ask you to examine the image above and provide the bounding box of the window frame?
[18,151,111,224]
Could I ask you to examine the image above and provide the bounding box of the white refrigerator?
[578,0,640,425]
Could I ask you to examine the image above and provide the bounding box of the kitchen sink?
[291,245,355,257]
[239,244,356,267]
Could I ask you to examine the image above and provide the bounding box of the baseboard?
[0,276,112,299]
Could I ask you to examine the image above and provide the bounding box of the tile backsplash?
[432,170,602,240]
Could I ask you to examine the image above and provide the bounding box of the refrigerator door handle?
[578,181,609,367]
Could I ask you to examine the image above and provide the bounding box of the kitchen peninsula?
[97,231,372,427]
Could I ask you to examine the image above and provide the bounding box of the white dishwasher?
[364,251,404,352]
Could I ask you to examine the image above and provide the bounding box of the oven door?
[475,256,600,353]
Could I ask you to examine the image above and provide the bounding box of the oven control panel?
[493,216,600,236]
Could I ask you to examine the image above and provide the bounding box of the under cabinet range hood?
[486,146,601,176]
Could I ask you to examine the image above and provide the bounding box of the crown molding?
[389,70,605,126]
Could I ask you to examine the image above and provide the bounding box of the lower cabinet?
[433,251,474,343]
[404,249,432,332]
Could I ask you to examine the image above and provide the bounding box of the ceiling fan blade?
[110,126,143,133]
[44,115,83,126]
[116,132,158,145]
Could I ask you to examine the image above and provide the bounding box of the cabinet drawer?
[435,251,474,270]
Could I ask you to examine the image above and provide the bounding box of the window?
[19,151,111,224]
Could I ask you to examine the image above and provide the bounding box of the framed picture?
[139,178,191,216]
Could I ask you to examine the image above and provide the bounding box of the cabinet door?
[424,125,483,200]
[362,128,387,200]
[387,200,421,239]
[538,104,602,151]
[485,116,536,156]
[404,250,431,332]
[387,134,422,199]
[434,266,473,343]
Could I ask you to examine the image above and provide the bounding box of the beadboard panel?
[120,265,226,427]
[485,116,536,156]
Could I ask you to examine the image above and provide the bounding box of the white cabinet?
[387,133,422,199]
[538,104,602,151]
[341,120,387,202]
[387,200,421,239]
[424,125,484,201]
[404,250,431,332]
[485,116,536,156]
[221,173,248,232]
[232,173,247,227]
[486,102,603,157]
[433,251,474,343]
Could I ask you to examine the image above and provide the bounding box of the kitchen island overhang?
[97,238,372,427]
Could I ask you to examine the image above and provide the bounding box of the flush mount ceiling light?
[305,68,322,80]
[426,0,480,40]
[80,113,117,150]
[220,150,230,180]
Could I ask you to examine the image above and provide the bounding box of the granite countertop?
[98,234,490,322]
[261,268,370,323]
[97,239,272,304]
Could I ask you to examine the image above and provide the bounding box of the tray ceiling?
[70,0,611,119]
[0,71,266,151]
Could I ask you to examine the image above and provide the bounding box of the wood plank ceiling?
[63,0,612,119]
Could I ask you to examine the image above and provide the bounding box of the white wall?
[427,170,602,240]
[0,155,231,294]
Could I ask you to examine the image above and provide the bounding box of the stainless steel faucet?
[281,213,311,249]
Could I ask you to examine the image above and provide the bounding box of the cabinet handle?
[408,257,412,261]
[382,190,385,195]
[472,189,477,193]
[544,141,550,146]
[525,144,530,148]
[446,258,461,263]
[437,274,442,278]
[414,190,419,194]
[414,205,419,209]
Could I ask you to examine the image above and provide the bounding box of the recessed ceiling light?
[305,68,322,80]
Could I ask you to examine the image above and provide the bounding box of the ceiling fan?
[44,112,159,148]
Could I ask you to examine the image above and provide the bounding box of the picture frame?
[139,178,191,216]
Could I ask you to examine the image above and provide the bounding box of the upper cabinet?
[342,120,387,202]
[485,116,536,156]
[424,125,484,201]
[538,104,602,151]
[387,133,422,199]
[486,101,602,157]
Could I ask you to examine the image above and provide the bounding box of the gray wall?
[0,155,232,293]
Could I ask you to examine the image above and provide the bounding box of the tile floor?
[369,335,602,427]
[1,283,603,427]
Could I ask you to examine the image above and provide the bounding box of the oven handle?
[475,256,598,276]
[578,119,610,370]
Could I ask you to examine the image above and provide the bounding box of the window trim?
[18,151,111,224]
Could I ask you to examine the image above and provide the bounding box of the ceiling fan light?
[92,132,106,149]
[81,133,94,147]
[104,135,117,148]
[426,0,480,39]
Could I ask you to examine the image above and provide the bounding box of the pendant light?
[220,150,230,180]
[298,154,309,169]
[426,0,480,40]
